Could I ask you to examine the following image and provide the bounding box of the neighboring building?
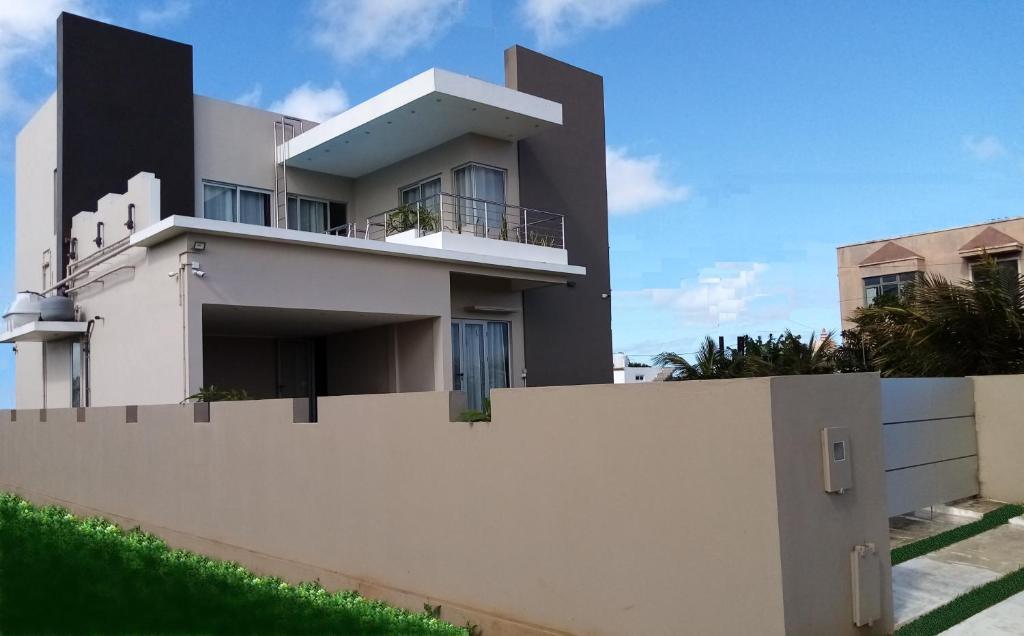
[837,217,1024,327]
[612,353,665,383]
[4,14,613,410]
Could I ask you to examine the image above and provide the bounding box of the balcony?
[325,193,567,265]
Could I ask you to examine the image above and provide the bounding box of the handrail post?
[561,214,566,250]
[523,208,529,244]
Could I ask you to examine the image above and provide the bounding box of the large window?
[863,272,918,305]
[287,195,332,233]
[451,320,510,411]
[970,257,1019,283]
[453,164,506,238]
[202,182,270,226]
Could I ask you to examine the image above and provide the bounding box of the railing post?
[483,200,489,238]
[523,209,529,244]
[561,214,566,250]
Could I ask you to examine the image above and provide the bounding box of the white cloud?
[626,263,770,327]
[0,0,88,115]
[269,83,349,123]
[310,0,465,64]
[137,0,190,26]
[520,0,659,47]
[234,84,263,108]
[963,134,1007,161]
[606,145,690,215]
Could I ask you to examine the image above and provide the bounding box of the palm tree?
[653,336,734,380]
[850,256,1024,376]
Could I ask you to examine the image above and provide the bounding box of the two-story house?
[4,14,613,412]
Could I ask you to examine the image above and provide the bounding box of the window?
[451,319,510,411]
[287,195,330,233]
[453,164,506,238]
[971,258,1019,283]
[863,272,918,305]
[400,176,442,212]
[71,341,82,408]
[202,182,270,226]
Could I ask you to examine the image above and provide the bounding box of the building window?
[287,195,330,233]
[71,341,82,408]
[970,257,1019,283]
[451,319,510,411]
[453,163,506,238]
[400,176,442,215]
[202,182,270,226]
[863,272,918,305]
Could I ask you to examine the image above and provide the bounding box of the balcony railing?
[326,193,565,250]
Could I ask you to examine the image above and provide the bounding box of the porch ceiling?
[202,305,432,338]
[281,68,562,178]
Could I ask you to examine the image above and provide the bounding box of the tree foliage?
[653,331,839,380]
[849,256,1024,377]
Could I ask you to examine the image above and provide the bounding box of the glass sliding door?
[453,164,506,238]
[287,196,328,233]
[203,182,270,226]
[452,319,511,411]
[203,183,236,222]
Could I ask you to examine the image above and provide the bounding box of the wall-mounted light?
[192,241,206,252]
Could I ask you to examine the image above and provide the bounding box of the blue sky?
[1,0,1023,404]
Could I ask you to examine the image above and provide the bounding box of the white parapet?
[70,172,161,263]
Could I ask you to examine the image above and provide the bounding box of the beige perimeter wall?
[0,375,891,635]
[972,375,1024,504]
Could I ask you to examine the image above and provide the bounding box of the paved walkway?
[890,500,1024,631]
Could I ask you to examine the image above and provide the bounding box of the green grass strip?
[0,492,468,635]
[891,503,1024,566]
[895,565,1024,635]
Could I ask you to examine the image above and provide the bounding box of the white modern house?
[612,353,665,384]
[5,14,613,412]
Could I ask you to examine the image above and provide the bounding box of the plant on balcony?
[183,385,251,402]
[526,231,557,248]
[386,205,440,236]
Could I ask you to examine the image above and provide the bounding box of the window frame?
[286,194,332,232]
[201,180,272,226]
[863,271,920,305]
[452,162,507,205]
[969,256,1020,283]
[398,174,443,206]
[451,318,512,407]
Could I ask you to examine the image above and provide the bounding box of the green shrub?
[0,493,466,635]
[184,385,251,402]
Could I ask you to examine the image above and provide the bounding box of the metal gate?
[882,378,979,516]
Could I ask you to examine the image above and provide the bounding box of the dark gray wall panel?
[505,46,612,386]
[57,13,194,273]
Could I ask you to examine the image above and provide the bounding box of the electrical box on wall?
[851,543,882,627]
[821,427,852,494]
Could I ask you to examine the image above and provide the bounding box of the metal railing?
[346,193,566,249]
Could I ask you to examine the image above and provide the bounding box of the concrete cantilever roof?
[281,68,563,178]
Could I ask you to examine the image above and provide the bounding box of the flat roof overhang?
[281,69,563,177]
[132,216,586,280]
[1,321,88,343]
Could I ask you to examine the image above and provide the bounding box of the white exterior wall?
[14,93,58,408]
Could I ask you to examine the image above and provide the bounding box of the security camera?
[192,270,206,278]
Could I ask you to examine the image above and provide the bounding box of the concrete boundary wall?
[972,375,1024,504]
[0,375,891,635]
[881,378,979,516]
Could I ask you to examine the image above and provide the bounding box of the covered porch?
[200,305,439,401]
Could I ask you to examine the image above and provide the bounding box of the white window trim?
[399,175,443,204]
[202,180,272,225]
[451,318,512,402]
[287,194,333,232]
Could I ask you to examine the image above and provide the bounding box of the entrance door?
[277,339,313,398]
[453,320,510,411]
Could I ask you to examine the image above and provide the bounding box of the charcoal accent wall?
[57,13,194,274]
[505,46,613,386]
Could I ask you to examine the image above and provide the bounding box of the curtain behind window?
[204,184,235,222]
[300,199,326,233]
[484,321,510,396]
[239,190,268,226]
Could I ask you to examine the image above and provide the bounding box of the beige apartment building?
[4,14,613,412]
[837,216,1024,327]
